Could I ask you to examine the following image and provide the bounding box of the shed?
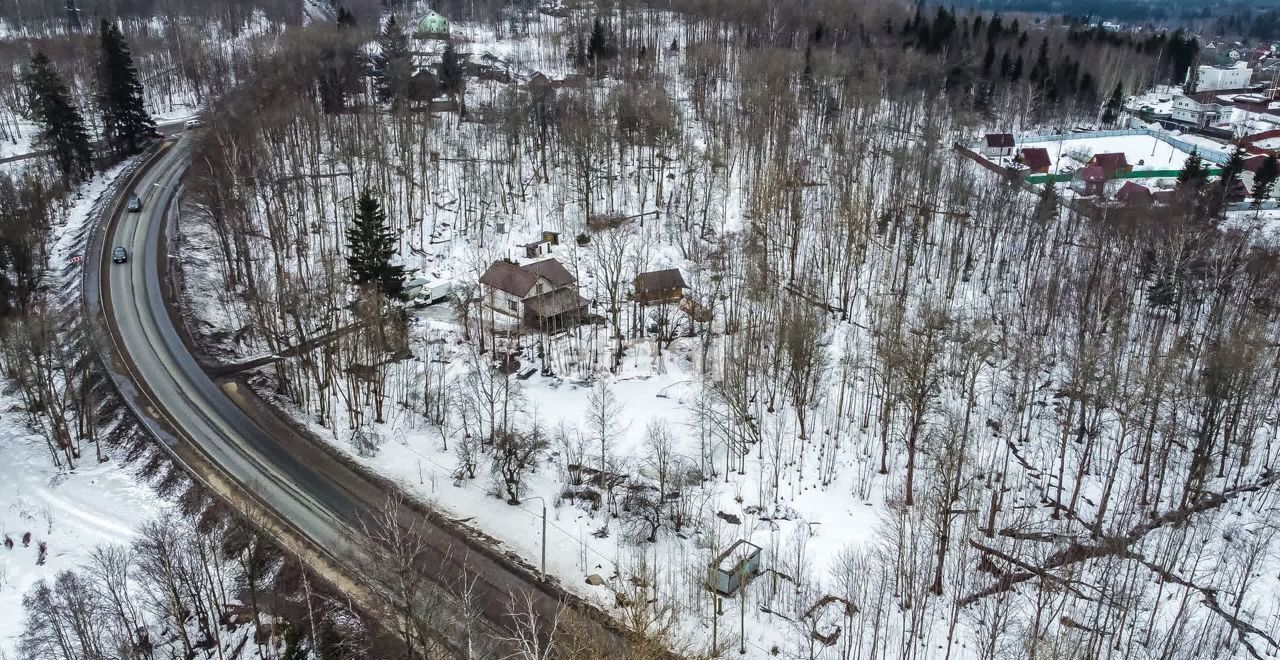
[983,133,1016,157]
[1088,152,1131,177]
[1073,166,1107,197]
[1115,181,1152,206]
[634,268,687,305]
[706,540,762,597]
[1020,147,1052,173]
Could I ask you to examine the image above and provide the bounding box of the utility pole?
[526,495,547,579]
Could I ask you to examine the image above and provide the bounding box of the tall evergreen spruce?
[587,17,611,63]
[439,39,464,96]
[1102,83,1124,125]
[1177,150,1207,188]
[1253,155,1279,207]
[96,20,154,157]
[374,15,411,107]
[1220,145,1246,187]
[22,53,93,186]
[346,188,406,300]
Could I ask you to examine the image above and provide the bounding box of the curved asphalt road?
[89,137,635,658]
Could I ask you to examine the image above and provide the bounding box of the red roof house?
[1087,152,1131,177]
[1020,147,1052,173]
[1115,181,1152,206]
[983,133,1016,157]
[1073,166,1108,196]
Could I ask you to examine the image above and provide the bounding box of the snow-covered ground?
[173,8,1280,659]
[1018,133,1197,173]
[0,412,165,656]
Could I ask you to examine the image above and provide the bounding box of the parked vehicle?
[405,278,453,307]
[127,194,142,212]
[184,118,204,129]
[112,247,128,264]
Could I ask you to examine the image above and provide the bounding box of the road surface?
[86,136,635,658]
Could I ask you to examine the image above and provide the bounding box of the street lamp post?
[525,496,547,580]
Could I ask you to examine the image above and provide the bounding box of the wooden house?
[633,268,687,306]
[1019,147,1052,174]
[1088,152,1131,177]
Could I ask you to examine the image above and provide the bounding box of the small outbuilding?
[706,540,762,597]
[1115,181,1153,206]
[1073,166,1108,197]
[983,133,1016,157]
[1019,147,1052,174]
[1088,152,1131,177]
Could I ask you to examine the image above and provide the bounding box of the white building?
[1170,95,1224,126]
[1191,62,1253,92]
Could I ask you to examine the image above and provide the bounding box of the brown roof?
[1152,189,1179,204]
[985,133,1015,148]
[1021,147,1052,172]
[634,268,687,294]
[524,258,575,287]
[479,260,538,296]
[1090,152,1128,175]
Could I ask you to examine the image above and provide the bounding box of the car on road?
[112,247,128,264]
[127,194,142,212]
[184,118,204,129]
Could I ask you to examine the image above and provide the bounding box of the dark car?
[112,247,128,264]
[127,194,142,212]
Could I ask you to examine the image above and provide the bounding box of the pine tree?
[1253,155,1279,207]
[1182,61,1199,95]
[346,188,406,300]
[438,39,465,97]
[96,20,154,157]
[1011,55,1023,81]
[374,15,411,107]
[1030,39,1049,82]
[22,52,93,186]
[1102,83,1124,125]
[1033,184,1059,224]
[1220,145,1246,187]
[983,42,996,75]
[999,51,1011,78]
[1177,150,1208,189]
[587,17,614,64]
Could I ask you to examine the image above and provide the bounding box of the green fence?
[1026,168,1223,185]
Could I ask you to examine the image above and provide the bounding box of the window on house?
[508,299,518,312]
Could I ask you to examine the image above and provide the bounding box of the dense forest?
[1,0,1279,658]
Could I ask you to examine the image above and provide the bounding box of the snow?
[0,413,166,655]
[1018,134,1197,174]
[172,9,1280,659]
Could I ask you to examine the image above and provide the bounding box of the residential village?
[968,40,1280,215]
